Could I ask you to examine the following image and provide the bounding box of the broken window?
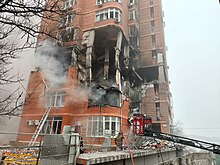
[88,86,121,107]
[42,117,62,134]
[86,116,120,137]
[45,92,65,107]
[129,25,139,47]
[154,83,159,95]
[96,8,121,22]
[104,88,121,107]
[130,87,141,113]
[88,86,105,106]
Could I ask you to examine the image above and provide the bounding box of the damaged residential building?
[17,0,172,145]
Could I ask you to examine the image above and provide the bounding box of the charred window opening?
[88,29,126,107]
[130,87,141,113]
[108,46,117,80]
[152,123,161,132]
[104,87,121,107]
[93,30,118,84]
[154,83,159,95]
[129,25,139,48]
[88,85,121,107]
[42,116,62,134]
[88,86,105,106]
[139,67,158,83]
[129,48,140,68]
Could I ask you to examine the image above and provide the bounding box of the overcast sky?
[163,0,220,140]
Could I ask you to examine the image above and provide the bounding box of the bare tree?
[0,0,62,116]
[171,120,184,136]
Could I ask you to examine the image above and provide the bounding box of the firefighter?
[115,131,124,151]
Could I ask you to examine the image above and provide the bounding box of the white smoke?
[34,40,68,86]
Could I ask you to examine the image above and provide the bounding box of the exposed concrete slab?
[77,149,178,165]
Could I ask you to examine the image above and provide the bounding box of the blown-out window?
[42,117,62,134]
[96,8,121,22]
[86,116,120,137]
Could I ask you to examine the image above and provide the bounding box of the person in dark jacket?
[115,131,124,151]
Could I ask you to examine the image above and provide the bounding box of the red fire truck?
[132,114,220,155]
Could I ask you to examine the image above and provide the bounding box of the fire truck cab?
[132,114,152,136]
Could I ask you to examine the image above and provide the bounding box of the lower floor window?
[87,116,120,137]
[42,116,62,134]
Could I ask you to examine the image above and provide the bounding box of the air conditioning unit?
[27,120,34,126]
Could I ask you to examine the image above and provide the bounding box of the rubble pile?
[0,148,38,165]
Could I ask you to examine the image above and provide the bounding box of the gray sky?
[163,0,220,140]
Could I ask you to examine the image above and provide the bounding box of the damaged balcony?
[78,26,135,108]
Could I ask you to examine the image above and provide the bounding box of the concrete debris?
[0,147,38,165]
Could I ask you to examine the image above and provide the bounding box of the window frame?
[42,116,62,134]
[129,10,135,20]
[62,0,76,10]
[96,0,121,5]
[86,116,120,137]
[45,91,65,108]
[150,7,154,18]
[151,34,156,48]
[95,8,121,22]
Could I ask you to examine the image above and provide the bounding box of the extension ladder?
[28,107,52,146]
